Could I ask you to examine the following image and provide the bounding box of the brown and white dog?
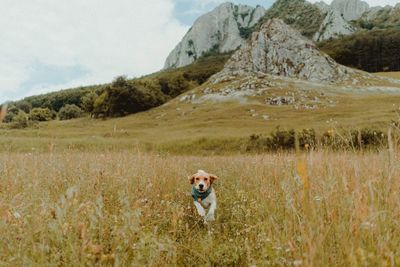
[188,170,218,223]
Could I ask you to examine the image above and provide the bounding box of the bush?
[4,105,20,123]
[30,108,53,122]
[245,128,386,152]
[320,128,387,150]
[11,111,29,129]
[245,128,296,152]
[58,104,83,120]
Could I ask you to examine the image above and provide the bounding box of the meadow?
[1,148,399,266]
[0,74,399,266]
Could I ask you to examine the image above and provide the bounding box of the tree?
[15,101,32,113]
[81,92,98,114]
[58,104,83,120]
[30,108,53,122]
[91,76,165,118]
[92,92,108,118]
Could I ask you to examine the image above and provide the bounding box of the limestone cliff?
[164,3,265,69]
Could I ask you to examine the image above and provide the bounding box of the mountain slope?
[261,0,400,42]
[212,19,352,84]
[164,3,265,69]
[175,19,399,109]
[261,0,325,39]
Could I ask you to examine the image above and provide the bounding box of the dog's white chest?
[198,190,216,208]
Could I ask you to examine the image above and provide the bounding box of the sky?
[1,0,399,103]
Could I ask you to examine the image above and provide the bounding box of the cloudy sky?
[1,0,399,103]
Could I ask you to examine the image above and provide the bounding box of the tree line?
[319,28,400,73]
[1,54,230,127]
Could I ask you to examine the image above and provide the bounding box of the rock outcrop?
[330,0,369,21]
[314,1,330,13]
[313,9,356,42]
[212,19,351,83]
[313,0,369,41]
[164,3,265,69]
[313,0,400,42]
[262,0,326,39]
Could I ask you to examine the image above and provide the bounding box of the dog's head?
[188,170,218,192]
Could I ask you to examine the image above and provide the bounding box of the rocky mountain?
[211,19,352,84]
[313,0,369,41]
[359,3,400,28]
[314,0,400,41]
[164,1,400,73]
[164,3,265,69]
[261,0,326,39]
[264,0,400,42]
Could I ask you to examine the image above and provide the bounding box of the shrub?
[4,105,20,123]
[30,108,53,122]
[245,128,386,152]
[11,111,29,129]
[58,104,83,120]
[350,129,387,149]
[269,128,296,151]
[158,75,190,97]
[298,128,317,149]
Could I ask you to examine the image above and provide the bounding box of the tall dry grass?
[0,150,399,266]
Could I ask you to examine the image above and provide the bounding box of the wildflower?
[13,211,21,219]
[293,260,303,266]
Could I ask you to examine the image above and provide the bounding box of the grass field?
[376,72,400,80]
[1,73,400,266]
[0,150,399,266]
[1,89,400,153]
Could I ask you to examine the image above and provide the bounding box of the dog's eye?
[196,178,199,180]
[204,178,208,181]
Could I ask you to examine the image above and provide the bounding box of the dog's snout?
[199,184,204,189]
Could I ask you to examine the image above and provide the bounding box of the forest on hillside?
[319,29,400,73]
[1,54,231,127]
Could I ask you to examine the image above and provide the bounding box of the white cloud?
[176,0,226,17]
[0,0,188,103]
[307,0,399,6]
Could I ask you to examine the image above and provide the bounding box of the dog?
[188,170,218,223]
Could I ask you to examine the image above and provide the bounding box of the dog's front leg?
[194,201,206,218]
[205,201,217,222]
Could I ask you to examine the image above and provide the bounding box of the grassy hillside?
[1,72,399,153]
[376,71,400,80]
[4,54,231,122]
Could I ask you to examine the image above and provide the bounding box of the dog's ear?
[209,174,218,184]
[188,174,195,184]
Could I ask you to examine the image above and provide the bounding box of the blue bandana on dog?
[191,186,212,202]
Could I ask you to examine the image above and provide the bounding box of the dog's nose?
[199,184,204,189]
